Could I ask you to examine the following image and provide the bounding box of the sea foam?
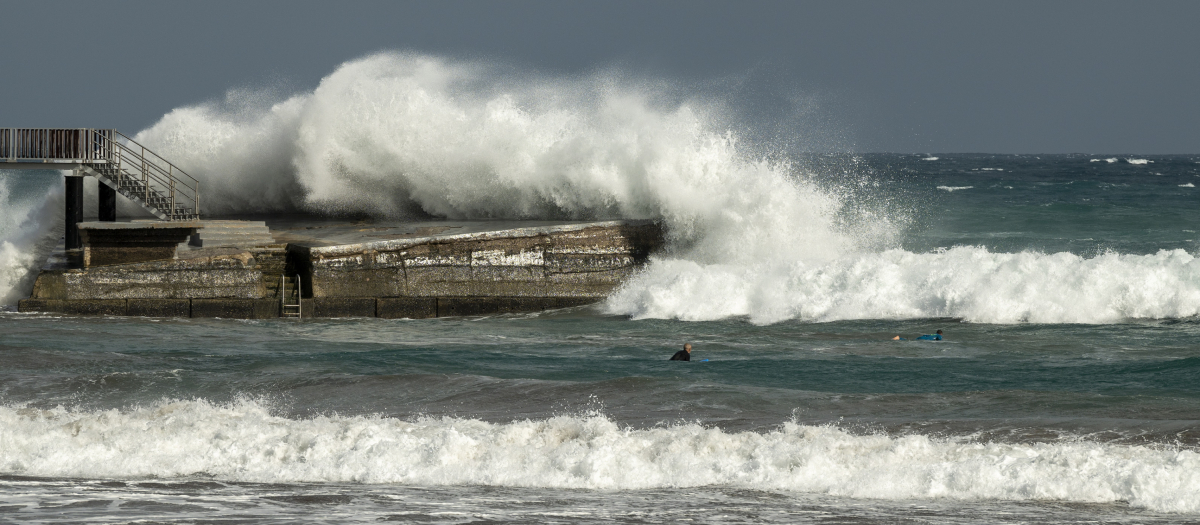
[1,399,1198,513]
[118,53,1200,325]
[607,247,1200,324]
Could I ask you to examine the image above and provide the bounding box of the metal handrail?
[2,128,200,220]
[296,275,302,319]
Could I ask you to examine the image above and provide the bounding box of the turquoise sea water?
[2,154,1199,523]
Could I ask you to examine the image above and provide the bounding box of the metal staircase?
[2,128,200,220]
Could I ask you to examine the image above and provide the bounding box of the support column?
[98,182,117,221]
[65,172,84,250]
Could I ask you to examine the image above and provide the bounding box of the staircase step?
[189,221,276,248]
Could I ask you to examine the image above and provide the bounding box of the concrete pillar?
[98,182,116,221]
[64,173,85,250]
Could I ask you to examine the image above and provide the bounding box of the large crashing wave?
[0,176,61,308]
[2,399,1199,513]
[130,52,1200,324]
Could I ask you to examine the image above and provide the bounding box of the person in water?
[670,343,692,361]
[892,330,943,341]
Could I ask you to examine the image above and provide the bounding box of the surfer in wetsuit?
[892,330,943,341]
[670,343,692,361]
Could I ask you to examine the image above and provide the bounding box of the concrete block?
[310,268,405,297]
[17,299,57,313]
[84,246,180,267]
[18,299,127,316]
[470,248,544,266]
[409,265,544,283]
[377,297,437,319]
[553,297,601,309]
[63,269,265,300]
[545,267,633,285]
[312,297,377,317]
[191,299,278,319]
[436,296,556,317]
[537,282,618,297]
[406,280,551,297]
[544,253,636,272]
[397,245,471,267]
[29,271,67,300]
[128,299,191,318]
[78,226,195,267]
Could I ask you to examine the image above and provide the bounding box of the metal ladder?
[280,274,302,319]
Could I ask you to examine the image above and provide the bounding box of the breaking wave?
[103,52,1200,324]
[0,175,62,308]
[1,399,1198,513]
[607,247,1200,324]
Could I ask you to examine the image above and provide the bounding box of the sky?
[1,0,1197,154]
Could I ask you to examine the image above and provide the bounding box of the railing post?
[142,146,149,203]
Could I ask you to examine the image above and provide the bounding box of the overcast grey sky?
[2,0,1196,153]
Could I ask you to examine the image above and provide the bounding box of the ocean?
[2,54,1200,524]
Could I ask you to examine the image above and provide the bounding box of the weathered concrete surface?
[18,220,664,318]
[311,297,376,318]
[375,297,437,319]
[190,299,278,319]
[127,298,191,317]
[18,299,129,316]
[77,220,279,267]
[28,249,266,301]
[294,221,663,303]
[77,222,196,267]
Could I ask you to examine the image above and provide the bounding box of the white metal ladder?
[280,274,302,319]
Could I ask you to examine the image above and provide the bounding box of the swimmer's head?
[684,343,692,353]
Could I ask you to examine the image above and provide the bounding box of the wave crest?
[129,53,1195,325]
[607,247,1200,324]
[2,399,1198,513]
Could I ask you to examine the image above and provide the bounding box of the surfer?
[892,330,943,341]
[670,343,692,361]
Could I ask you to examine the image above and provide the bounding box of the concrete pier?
[18,219,664,319]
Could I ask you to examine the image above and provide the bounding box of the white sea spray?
[0,175,62,307]
[1,399,1198,513]
[128,52,1200,325]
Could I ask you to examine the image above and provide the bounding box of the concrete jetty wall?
[296,221,662,318]
[18,220,663,319]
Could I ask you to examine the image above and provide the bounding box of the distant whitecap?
[1180,183,1195,188]
[921,156,939,161]
[1126,158,1151,165]
[1090,158,1119,163]
[936,186,973,192]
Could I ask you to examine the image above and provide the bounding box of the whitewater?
[5,52,1199,325]
[3,399,1199,513]
[2,52,1200,524]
